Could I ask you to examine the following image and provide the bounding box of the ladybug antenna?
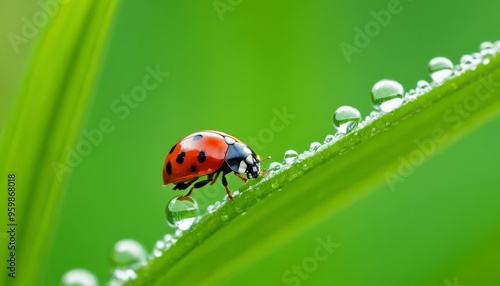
[260,155,271,162]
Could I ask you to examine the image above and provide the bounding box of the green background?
[1,0,499,285]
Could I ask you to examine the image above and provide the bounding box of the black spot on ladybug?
[168,144,177,154]
[193,134,203,141]
[197,151,206,163]
[176,152,185,164]
[190,165,197,172]
[166,161,172,175]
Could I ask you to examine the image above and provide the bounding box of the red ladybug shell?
[163,131,239,185]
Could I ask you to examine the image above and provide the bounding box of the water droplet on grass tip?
[284,150,298,164]
[371,79,404,112]
[61,269,98,286]
[165,196,199,230]
[333,105,361,133]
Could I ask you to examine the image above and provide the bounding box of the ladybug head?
[225,142,261,180]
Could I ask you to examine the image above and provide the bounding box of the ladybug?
[163,131,265,200]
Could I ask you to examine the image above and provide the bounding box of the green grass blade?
[0,1,119,285]
[128,53,500,285]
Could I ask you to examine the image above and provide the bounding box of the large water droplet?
[283,150,298,164]
[333,105,361,133]
[165,196,199,230]
[61,269,98,286]
[371,79,404,112]
[428,57,454,83]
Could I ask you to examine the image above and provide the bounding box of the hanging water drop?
[370,79,404,112]
[165,196,199,230]
[61,269,98,286]
[283,150,298,164]
[332,105,361,133]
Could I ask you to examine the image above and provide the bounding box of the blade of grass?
[128,53,500,285]
[0,0,119,285]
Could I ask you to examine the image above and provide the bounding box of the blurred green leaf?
[0,0,119,285]
[130,55,500,285]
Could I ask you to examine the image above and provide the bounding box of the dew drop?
[371,79,404,112]
[480,41,495,63]
[112,269,137,283]
[175,229,183,237]
[324,134,336,144]
[165,196,199,230]
[283,150,298,164]
[220,213,230,222]
[406,89,418,100]
[110,239,147,270]
[61,269,98,286]
[428,57,454,83]
[460,54,474,71]
[309,142,322,152]
[416,80,431,94]
[268,162,283,173]
[155,240,166,251]
[206,204,216,214]
[332,105,361,133]
[163,234,174,244]
[471,52,483,67]
[369,111,380,118]
[495,40,500,51]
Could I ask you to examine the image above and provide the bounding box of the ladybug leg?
[221,174,234,201]
[173,178,197,190]
[209,171,221,185]
[182,174,214,198]
[234,173,248,183]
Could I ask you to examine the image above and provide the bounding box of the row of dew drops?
[61,41,499,286]
[163,40,500,232]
